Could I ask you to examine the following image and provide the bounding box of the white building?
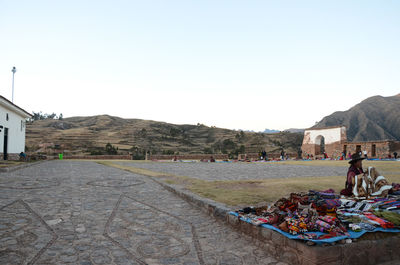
[0,95,32,160]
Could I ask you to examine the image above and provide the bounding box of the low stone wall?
[0,153,20,161]
[226,214,400,265]
[0,161,44,172]
[238,153,298,160]
[62,155,131,160]
[148,154,229,160]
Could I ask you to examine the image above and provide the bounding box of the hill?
[313,94,400,141]
[25,115,303,157]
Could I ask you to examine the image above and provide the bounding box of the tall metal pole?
[11,66,17,103]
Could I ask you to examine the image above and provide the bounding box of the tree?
[105,143,117,155]
[31,111,61,121]
[222,139,237,153]
[169,127,181,137]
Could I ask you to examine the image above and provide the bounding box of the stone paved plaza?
[0,161,286,265]
[116,161,347,181]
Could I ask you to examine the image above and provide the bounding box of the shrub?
[105,143,118,155]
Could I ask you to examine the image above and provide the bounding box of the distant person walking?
[298,149,302,160]
[19,152,27,161]
[262,150,267,161]
[280,150,285,160]
[394,151,398,159]
[363,150,368,159]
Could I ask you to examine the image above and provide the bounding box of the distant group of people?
[171,149,398,163]
[305,154,314,160]
[340,150,399,161]
[388,152,398,159]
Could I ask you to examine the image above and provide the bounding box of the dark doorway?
[356,145,361,154]
[315,135,325,155]
[320,137,325,154]
[372,144,376,157]
[3,127,8,160]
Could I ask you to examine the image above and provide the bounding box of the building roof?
[0,95,32,118]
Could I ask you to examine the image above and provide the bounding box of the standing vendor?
[341,153,365,196]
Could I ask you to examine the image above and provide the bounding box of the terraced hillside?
[26,115,303,156]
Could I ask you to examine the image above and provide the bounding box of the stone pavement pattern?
[0,161,285,265]
[116,161,347,181]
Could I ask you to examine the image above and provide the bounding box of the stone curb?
[146,175,400,265]
[0,161,45,173]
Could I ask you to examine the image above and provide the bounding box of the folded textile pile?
[235,190,400,242]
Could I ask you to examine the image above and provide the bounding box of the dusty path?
[0,161,285,265]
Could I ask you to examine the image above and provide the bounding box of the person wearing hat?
[340,153,365,196]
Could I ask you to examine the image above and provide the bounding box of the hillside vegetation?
[26,115,303,157]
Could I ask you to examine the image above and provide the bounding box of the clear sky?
[0,1,399,131]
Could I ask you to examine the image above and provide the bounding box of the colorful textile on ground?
[234,190,400,244]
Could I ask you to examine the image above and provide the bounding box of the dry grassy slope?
[26,115,303,155]
[314,94,400,141]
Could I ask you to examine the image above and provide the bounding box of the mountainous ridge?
[313,94,400,142]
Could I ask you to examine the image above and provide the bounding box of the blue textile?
[229,211,400,244]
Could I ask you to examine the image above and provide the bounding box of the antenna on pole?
[11,66,17,103]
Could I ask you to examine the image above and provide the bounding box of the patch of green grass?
[164,179,178,185]
[186,176,346,206]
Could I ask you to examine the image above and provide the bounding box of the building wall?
[302,127,346,145]
[302,126,346,158]
[301,126,399,159]
[389,142,400,153]
[344,141,394,158]
[0,104,27,157]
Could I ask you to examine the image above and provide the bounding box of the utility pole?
[11,66,17,103]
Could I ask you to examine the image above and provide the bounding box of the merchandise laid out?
[232,189,400,244]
